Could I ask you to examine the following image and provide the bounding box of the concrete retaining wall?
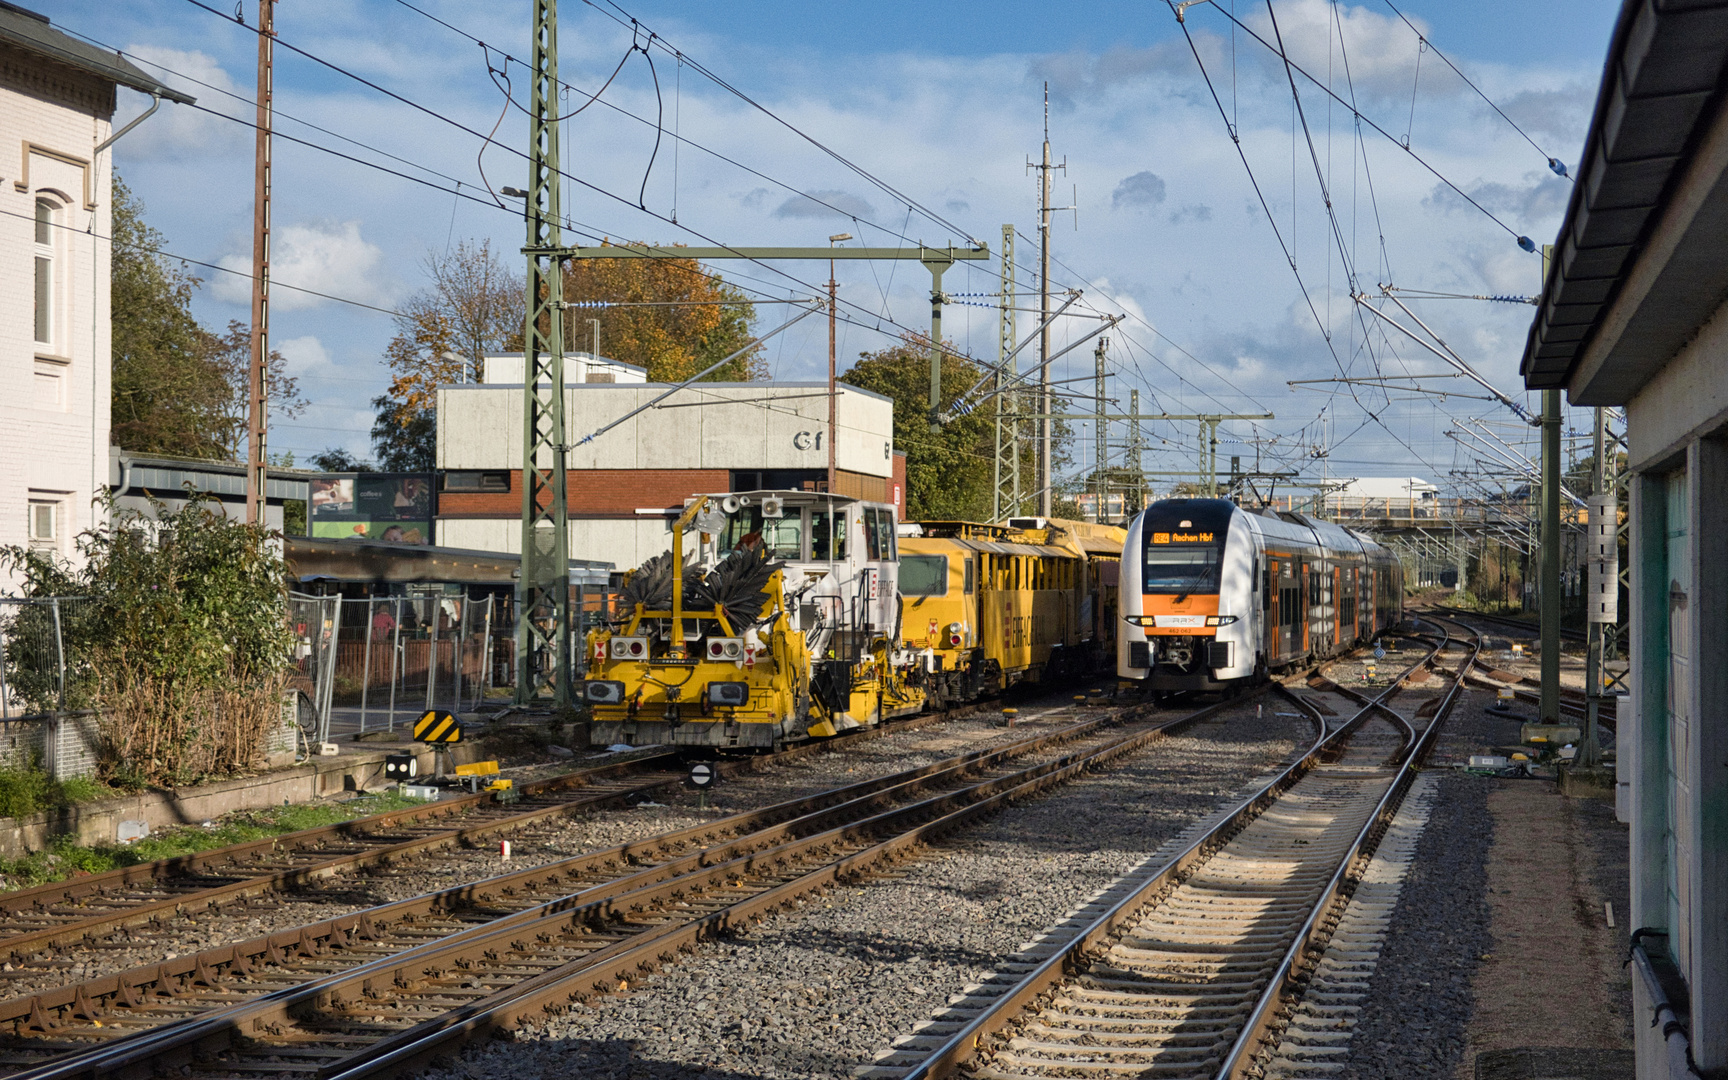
[0,740,483,859]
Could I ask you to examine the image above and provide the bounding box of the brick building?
[0,2,189,592]
[435,365,905,571]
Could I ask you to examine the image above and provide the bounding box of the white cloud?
[773,189,877,219]
[115,46,249,160]
[277,335,336,378]
[214,221,391,312]
[1112,171,1167,211]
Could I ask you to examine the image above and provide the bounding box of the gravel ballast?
[0,706,1126,1002]
[425,703,1309,1080]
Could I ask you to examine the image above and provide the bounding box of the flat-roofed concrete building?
[435,374,905,571]
[1521,2,1728,1075]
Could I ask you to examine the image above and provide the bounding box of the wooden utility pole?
[246,0,274,524]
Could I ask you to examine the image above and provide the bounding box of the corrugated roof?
[1519,0,1728,397]
[0,2,195,105]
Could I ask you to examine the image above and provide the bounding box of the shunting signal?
[415,710,463,744]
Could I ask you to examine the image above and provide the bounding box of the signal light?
[610,636,649,660]
[947,634,962,647]
[706,637,744,661]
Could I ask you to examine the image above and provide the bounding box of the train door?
[1299,561,1311,655]
[1260,557,1274,666]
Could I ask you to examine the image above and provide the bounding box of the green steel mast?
[515,0,570,705]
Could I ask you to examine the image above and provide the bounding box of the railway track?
[863,620,1478,1080]
[0,692,1241,1080]
[1425,607,1620,730]
[0,706,980,970]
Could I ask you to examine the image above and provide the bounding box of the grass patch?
[0,788,425,890]
[0,766,120,821]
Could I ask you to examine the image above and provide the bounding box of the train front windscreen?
[1139,501,1233,598]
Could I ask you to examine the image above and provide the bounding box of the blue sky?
[36,0,1621,492]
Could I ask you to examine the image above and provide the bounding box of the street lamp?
[827,234,851,495]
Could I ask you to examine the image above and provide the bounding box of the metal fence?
[288,593,506,746]
[0,597,101,778]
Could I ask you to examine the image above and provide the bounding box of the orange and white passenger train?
[1118,498,1403,691]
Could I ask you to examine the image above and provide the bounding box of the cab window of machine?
[721,508,803,560]
[964,557,975,594]
[901,555,947,597]
[1142,540,1223,593]
[809,509,848,560]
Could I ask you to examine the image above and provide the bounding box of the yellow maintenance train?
[898,518,1125,707]
[581,492,1125,751]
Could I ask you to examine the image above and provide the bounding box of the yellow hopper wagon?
[583,490,925,752]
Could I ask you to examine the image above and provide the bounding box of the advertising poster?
[310,474,433,544]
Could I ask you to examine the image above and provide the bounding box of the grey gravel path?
[1334,691,1510,1080]
[424,703,1309,1080]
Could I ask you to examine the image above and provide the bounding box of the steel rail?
[0,708,968,964]
[316,692,1259,1080]
[887,638,1445,1080]
[1212,616,1481,1079]
[0,700,1176,1079]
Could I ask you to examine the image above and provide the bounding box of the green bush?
[1,494,295,786]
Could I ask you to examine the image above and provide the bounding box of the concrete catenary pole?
[1038,86,1053,517]
[1539,387,1562,724]
[246,0,274,524]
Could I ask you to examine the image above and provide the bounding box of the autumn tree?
[370,396,435,472]
[382,239,524,416]
[563,244,763,382]
[110,177,302,460]
[204,320,303,459]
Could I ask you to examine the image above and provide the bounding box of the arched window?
[33,198,56,348]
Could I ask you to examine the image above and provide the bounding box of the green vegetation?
[110,175,304,458]
[0,765,114,821]
[1,495,297,786]
[0,789,424,890]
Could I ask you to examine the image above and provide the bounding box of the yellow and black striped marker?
[414,710,463,744]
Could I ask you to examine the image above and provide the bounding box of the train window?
[810,510,848,561]
[901,555,948,597]
[964,557,975,594]
[1142,546,1221,593]
[721,507,804,560]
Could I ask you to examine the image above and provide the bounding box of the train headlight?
[1205,615,1239,627]
[610,636,649,660]
[583,680,627,704]
[706,637,744,661]
[707,681,750,708]
[1125,616,1156,627]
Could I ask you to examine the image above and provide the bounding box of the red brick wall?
[437,469,730,518]
[891,451,907,519]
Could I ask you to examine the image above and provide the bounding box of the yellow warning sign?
[414,710,463,744]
